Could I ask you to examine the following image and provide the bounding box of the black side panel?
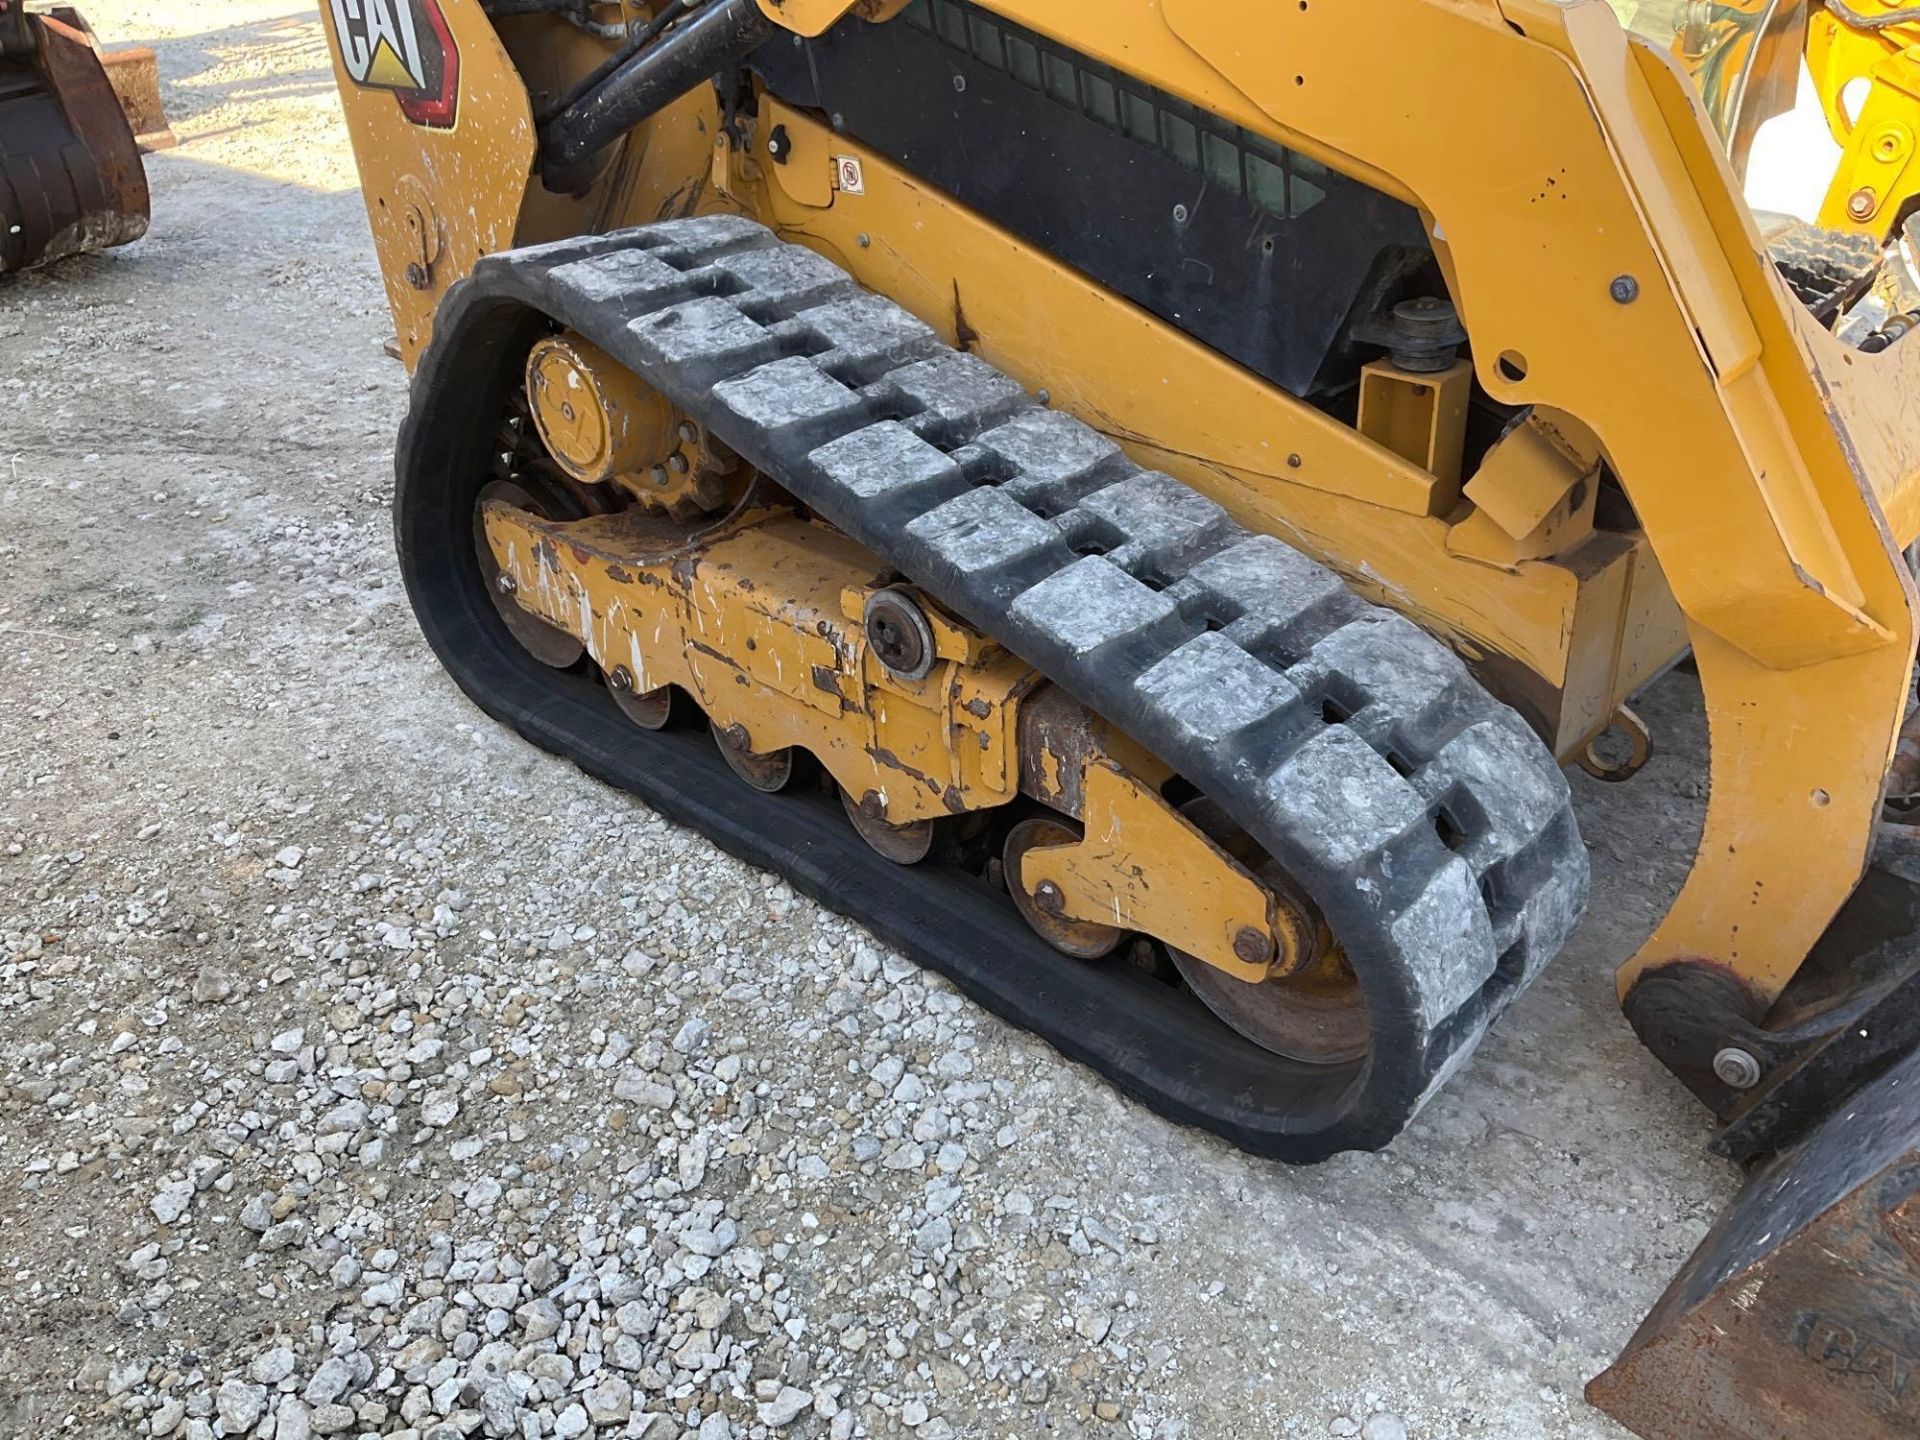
[750,0,1429,397]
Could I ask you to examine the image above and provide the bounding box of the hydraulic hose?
[540,0,774,174]
[535,0,695,123]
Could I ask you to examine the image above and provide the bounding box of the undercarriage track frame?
[397,214,1589,1161]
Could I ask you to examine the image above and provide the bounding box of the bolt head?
[1609,274,1640,304]
[1232,926,1275,967]
[495,572,517,596]
[609,665,634,693]
[1034,881,1064,917]
[1712,1046,1763,1091]
[404,262,430,291]
[1850,186,1879,220]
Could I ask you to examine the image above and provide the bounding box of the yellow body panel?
[318,0,538,363]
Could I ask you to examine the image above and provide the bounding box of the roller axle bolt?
[496,573,517,596]
[1712,1046,1763,1091]
[863,588,937,681]
[1232,926,1275,967]
[1034,880,1065,917]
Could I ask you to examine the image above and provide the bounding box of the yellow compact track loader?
[319,1,1920,1433]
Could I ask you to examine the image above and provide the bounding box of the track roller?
[1003,817,1125,960]
[606,665,673,730]
[712,722,795,793]
[840,788,936,864]
[474,480,585,669]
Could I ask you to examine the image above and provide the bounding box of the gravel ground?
[1,6,1736,1438]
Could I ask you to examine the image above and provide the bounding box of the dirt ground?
[0,6,1736,1437]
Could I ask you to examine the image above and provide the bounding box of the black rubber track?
[396,354,1372,1158]
[396,219,1588,1162]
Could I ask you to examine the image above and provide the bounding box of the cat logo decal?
[326,0,460,129]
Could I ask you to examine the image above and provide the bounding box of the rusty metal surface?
[1587,1042,1920,1438]
[0,6,147,271]
[37,8,176,151]
[97,46,174,152]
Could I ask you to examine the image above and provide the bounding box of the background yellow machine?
[319,1,1920,1433]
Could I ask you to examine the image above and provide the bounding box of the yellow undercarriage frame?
[322,0,1920,1023]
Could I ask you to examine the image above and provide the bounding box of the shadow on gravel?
[114,11,342,138]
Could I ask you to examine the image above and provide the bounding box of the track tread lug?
[623,295,779,387]
[881,352,1034,447]
[1133,633,1304,749]
[1079,471,1235,580]
[904,487,1066,581]
[711,355,866,450]
[808,420,966,507]
[1008,554,1181,655]
[1392,856,1500,1029]
[792,292,947,380]
[706,243,857,315]
[1259,726,1429,871]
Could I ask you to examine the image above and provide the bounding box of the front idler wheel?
[1167,799,1370,1065]
[473,478,586,670]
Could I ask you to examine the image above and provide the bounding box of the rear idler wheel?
[711,722,795,793]
[1002,817,1124,961]
[1168,928,1369,1066]
[473,478,586,670]
[840,787,935,865]
[606,664,674,730]
[1167,798,1369,1065]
